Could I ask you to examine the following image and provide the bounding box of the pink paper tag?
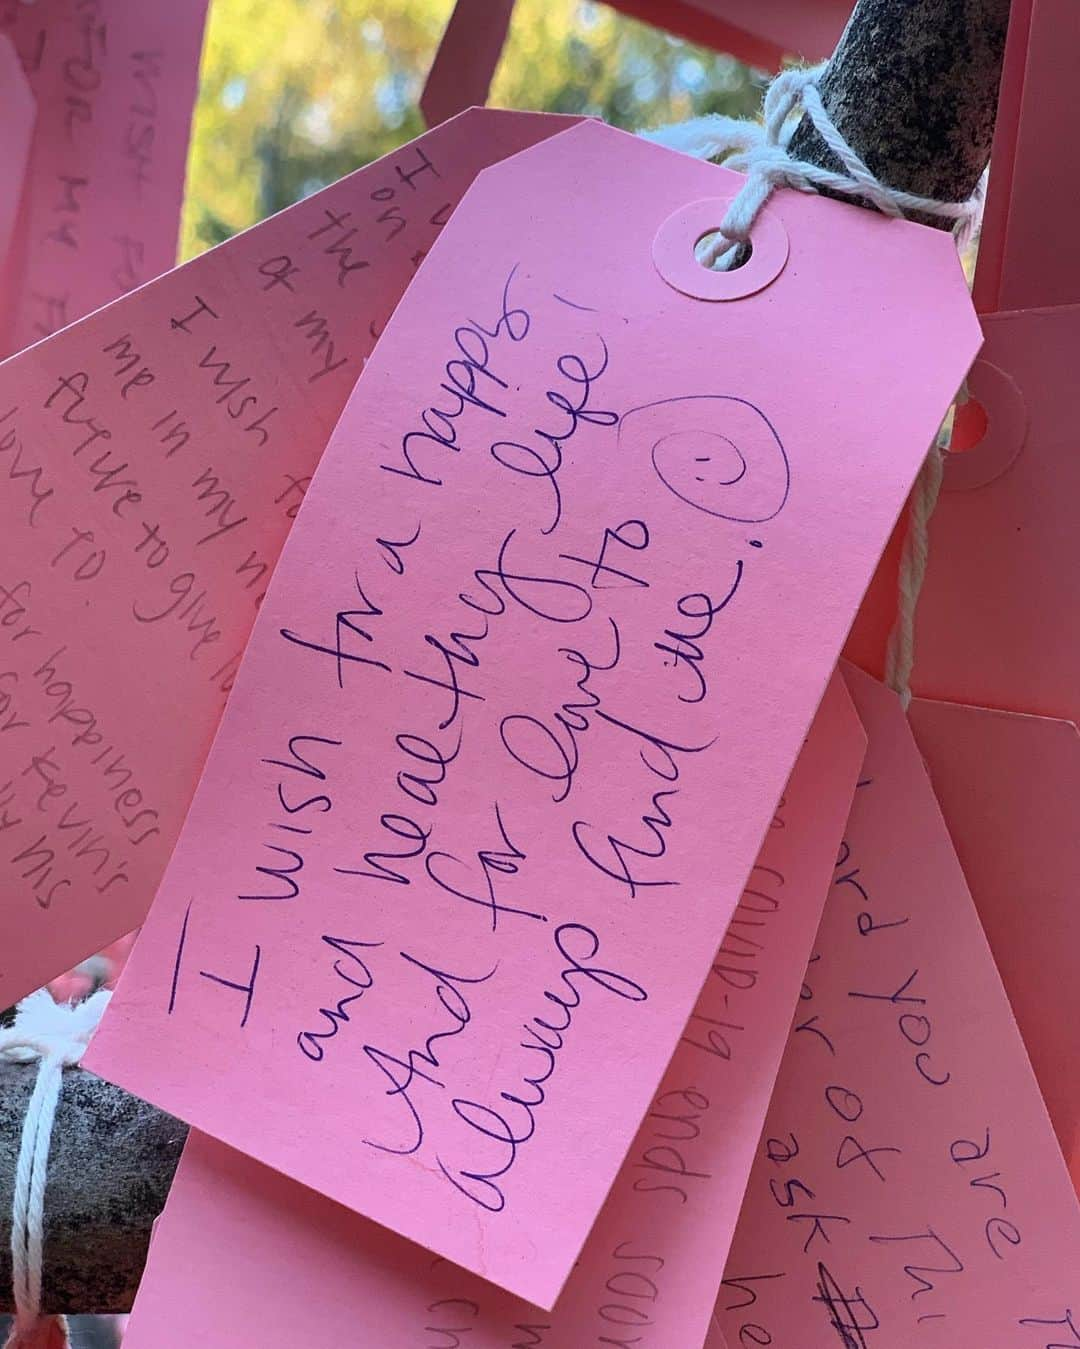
[677,0,851,59]
[86,120,976,1304]
[909,695,1080,1190]
[0,108,575,1009]
[847,0,1077,678]
[121,673,866,1349]
[0,0,209,356]
[973,0,1080,313]
[713,665,1080,1348]
[969,0,1033,314]
[0,35,35,293]
[912,304,1078,720]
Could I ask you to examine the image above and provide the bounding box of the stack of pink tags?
[1,5,1078,1348]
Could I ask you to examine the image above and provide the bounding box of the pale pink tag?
[86,120,976,1304]
[972,0,1080,313]
[121,673,866,1349]
[0,36,35,294]
[909,695,1080,1190]
[712,665,1080,1348]
[0,0,208,356]
[895,6,1080,703]
[0,109,575,1009]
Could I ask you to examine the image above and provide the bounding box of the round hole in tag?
[941,359,1027,492]
[653,198,788,302]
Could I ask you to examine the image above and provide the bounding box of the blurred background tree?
[182,0,762,259]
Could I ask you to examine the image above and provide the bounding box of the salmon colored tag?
[712,666,1080,1349]
[0,36,35,294]
[0,0,209,356]
[847,0,1077,676]
[421,0,515,128]
[909,695,1080,1190]
[119,674,866,1349]
[86,120,976,1304]
[846,0,1080,1223]
[969,0,1033,315]
[0,108,575,1009]
[972,0,1080,313]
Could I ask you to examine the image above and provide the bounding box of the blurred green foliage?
[181,0,762,259]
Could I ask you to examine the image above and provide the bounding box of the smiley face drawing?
[619,395,789,524]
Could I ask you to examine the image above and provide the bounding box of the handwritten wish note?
[87,119,976,1304]
[0,35,35,290]
[850,1,1080,687]
[123,673,866,1349]
[0,0,208,356]
[422,0,852,131]
[0,108,573,1009]
[910,695,1080,1190]
[713,665,1080,1349]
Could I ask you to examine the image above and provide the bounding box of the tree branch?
[789,0,1010,225]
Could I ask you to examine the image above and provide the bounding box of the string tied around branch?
[0,989,112,1349]
[643,61,984,269]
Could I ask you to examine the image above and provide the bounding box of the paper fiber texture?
[0,36,35,298]
[713,666,1080,1348]
[973,0,1080,313]
[88,121,977,1303]
[910,695,1080,1190]
[0,108,572,1008]
[123,674,864,1348]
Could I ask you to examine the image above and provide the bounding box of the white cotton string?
[882,382,969,708]
[883,439,946,710]
[643,62,984,269]
[0,989,112,1349]
[644,64,982,699]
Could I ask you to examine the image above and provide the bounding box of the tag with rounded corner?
[910,694,1080,1190]
[120,674,866,1348]
[0,0,209,356]
[86,120,978,1306]
[714,666,1080,1347]
[0,108,578,1012]
[0,36,35,303]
